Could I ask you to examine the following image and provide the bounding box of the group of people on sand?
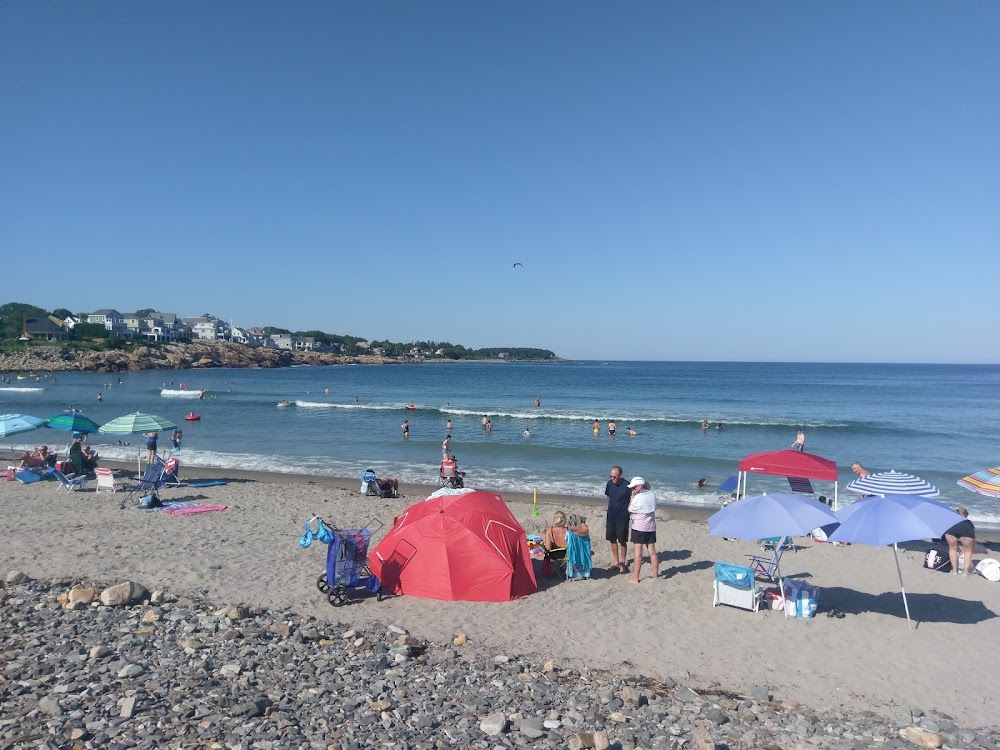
[539,465,661,585]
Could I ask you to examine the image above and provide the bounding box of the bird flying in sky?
[513,262,523,268]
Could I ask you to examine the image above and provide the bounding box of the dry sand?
[2,464,999,728]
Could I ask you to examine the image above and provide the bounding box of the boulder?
[99,581,149,607]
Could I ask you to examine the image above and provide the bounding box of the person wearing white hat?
[627,476,659,583]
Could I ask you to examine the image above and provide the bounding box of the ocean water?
[3,361,999,524]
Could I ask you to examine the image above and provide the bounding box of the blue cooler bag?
[781,577,819,618]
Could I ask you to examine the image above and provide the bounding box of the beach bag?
[923,550,951,573]
[761,587,785,611]
[139,493,161,509]
[975,559,1000,582]
[781,578,819,618]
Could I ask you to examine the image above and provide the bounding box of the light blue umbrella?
[0,413,48,439]
[829,494,965,629]
[707,493,838,541]
[846,470,939,497]
[99,412,177,434]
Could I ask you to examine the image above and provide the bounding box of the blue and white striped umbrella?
[99,412,177,435]
[845,470,939,497]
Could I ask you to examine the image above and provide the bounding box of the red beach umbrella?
[368,491,537,602]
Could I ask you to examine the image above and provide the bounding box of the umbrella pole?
[778,563,788,619]
[893,544,912,630]
[833,481,838,512]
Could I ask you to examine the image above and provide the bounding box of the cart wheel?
[317,573,331,594]
[328,586,348,607]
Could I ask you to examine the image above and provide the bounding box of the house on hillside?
[183,317,226,341]
[231,327,261,347]
[23,316,69,341]
[86,309,127,336]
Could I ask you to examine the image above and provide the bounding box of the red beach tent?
[368,491,537,602]
[737,449,840,508]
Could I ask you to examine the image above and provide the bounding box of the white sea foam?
[437,406,848,428]
[0,387,44,392]
[297,402,408,411]
[160,389,201,398]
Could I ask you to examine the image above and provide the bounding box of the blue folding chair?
[746,537,790,583]
[51,468,88,492]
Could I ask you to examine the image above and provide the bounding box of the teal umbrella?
[0,413,48,439]
[99,412,177,434]
[46,413,101,434]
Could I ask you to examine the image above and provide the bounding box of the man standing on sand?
[605,466,631,574]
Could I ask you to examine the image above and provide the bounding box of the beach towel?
[565,531,592,580]
[187,480,228,488]
[15,469,42,484]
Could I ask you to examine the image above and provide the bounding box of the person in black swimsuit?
[944,508,976,577]
[144,432,158,464]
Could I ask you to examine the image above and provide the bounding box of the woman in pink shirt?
[627,477,659,583]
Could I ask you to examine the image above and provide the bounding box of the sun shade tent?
[737,449,840,509]
[368,491,537,602]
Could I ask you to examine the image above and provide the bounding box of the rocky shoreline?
[3,571,996,750]
[0,341,398,373]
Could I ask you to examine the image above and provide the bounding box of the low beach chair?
[52,468,88,492]
[747,538,789,584]
[713,562,759,612]
[95,467,121,493]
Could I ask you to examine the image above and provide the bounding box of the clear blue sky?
[2,2,997,362]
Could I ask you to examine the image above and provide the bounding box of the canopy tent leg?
[893,545,912,630]
[833,481,839,511]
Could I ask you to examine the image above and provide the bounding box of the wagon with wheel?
[302,516,383,606]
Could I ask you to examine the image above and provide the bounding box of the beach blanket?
[187,480,229,488]
[128,501,228,514]
[164,504,228,515]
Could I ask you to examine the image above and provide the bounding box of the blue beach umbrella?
[829,494,964,630]
[46,413,102,434]
[0,413,48,439]
[707,493,838,541]
[99,412,177,435]
[845,470,939,498]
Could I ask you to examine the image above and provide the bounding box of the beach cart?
[301,515,383,606]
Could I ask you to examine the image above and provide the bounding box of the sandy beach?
[2,462,999,730]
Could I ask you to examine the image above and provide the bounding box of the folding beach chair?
[160,457,182,487]
[95,467,121,493]
[713,562,759,612]
[746,538,790,584]
[51,468,88,492]
[122,460,171,507]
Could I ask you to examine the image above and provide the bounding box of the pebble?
[1,575,998,750]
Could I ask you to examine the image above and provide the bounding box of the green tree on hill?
[0,302,48,339]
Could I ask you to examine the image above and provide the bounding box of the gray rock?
[519,717,546,738]
[480,712,508,736]
[38,696,62,715]
[5,570,29,584]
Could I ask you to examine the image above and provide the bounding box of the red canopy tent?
[368,491,537,602]
[737,449,840,508]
